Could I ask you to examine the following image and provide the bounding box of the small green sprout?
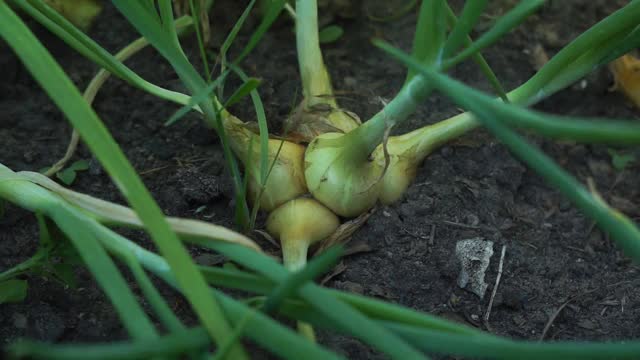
[318,24,344,43]
[608,148,636,171]
[40,159,89,185]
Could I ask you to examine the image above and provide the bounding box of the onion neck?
[342,75,435,160]
[295,0,358,133]
[388,111,477,162]
[267,198,340,267]
[217,106,261,164]
[280,235,310,272]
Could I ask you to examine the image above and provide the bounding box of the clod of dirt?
[194,253,226,267]
[334,281,365,295]
[12,313,27,329]
[176,167,223,205]
[28,303,66,341]
[455,238,494,299]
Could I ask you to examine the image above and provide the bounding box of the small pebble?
[338,281,364,295]
[440,146,453,157]
[343,76,357,88]
[13,313,27,329]
[23,150,37,163]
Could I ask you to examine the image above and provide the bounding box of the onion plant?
[1,0,640,359]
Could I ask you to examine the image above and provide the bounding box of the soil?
[1,0,640,358]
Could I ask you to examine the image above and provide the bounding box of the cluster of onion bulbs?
[220,96,440,272]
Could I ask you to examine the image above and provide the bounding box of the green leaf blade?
[224,78,262,108]
[445,0,545,67]
[405,0,446,83]
[319,25,344,44]
[441,0,488,58]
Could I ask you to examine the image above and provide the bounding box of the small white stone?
[455,237,494,299]
[580,79,588,89]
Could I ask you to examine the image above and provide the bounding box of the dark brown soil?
[1,0,640,358]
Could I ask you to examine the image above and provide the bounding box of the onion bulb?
[44,0,102,31]
[222,112,307,211]
[304,132,385,217]
[266,197,340,271]
[374,140,421,205]
[374,112,477,204]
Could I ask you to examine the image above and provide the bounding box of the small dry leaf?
[173,0,210,43]
[609,54,640,108]
[283,103,344,143]
[610,195,639,216]
[253,229,280,248]
[343,242,373,256]
[530,43,549,71]
[320,261,348,285]
[172,0,189,15]
[313,206,376,255]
